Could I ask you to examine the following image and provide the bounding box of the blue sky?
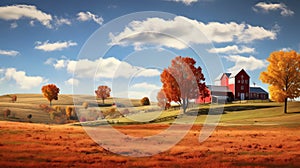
[0,0,299,100]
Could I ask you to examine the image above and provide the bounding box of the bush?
[82,102,89,109]
[140,97,150,106]
[3,109,11,118]
[11,95,17,103]
[65,106,78,120]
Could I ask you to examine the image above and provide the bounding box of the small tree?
[11,95,17,103]
[157,89,170,110]
[95,85,111,104]
[260,50,300,113]
[140,97,150,106]
[41,84,60,106]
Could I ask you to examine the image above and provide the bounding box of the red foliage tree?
[157,89,170,110]
[160,56,206,113]
[41,84,60,106]
[199,87,210,103]
[95,85,111,104]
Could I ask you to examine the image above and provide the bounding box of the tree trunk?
[284,98,288,114]
[50,101,52,107]
[182,98,189,114]
[102,98,105,104]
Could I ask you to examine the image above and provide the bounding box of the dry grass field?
[0,94,300,167]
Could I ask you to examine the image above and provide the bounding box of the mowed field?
[0,94,300,167]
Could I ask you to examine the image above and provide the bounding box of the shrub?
[65,106,78,120]
[140,97,150,106]
[11,95,17,103]
[82,102,89,109]
[3,109,11,118]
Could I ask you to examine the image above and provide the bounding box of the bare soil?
[0,121,299,167]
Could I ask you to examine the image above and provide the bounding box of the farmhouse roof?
[250,87,268,94]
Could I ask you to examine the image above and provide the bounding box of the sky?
[0,0,299,100]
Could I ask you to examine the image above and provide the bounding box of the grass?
[1,94,300,126]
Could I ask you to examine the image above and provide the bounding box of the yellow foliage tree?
[260,50,300,113]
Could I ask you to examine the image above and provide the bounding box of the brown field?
[0,121,299,168]
[1,94,300,167]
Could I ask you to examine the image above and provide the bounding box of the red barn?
[197,69,268,104]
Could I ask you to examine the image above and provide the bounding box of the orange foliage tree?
[140,97,150,106]
[95,85,111,104]
[157,89,171,110]
[260,50,300,113]
[41,84,60,106]
[160,56,206,113]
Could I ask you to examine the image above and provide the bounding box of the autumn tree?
[160,56,206,113]
[140,97,150,106]
[95,85,111,104]
[260,50,300,113]
[157,89,171,110]
[41,84,60,106]
[199,87,210,104]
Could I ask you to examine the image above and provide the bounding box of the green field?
[0,94,299,126]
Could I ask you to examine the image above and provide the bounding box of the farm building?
[196,69,268,103]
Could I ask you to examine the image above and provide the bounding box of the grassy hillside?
[0,94,299,126]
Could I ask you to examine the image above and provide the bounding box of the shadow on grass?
[287,111,300,114]
[186,105,279,116]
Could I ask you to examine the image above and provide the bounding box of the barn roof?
[250,87,268,94]
[229,69,249,78]
[214,73,232,81]
[207,85,232,92]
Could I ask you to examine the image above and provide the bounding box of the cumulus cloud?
[168,0,198,5]
[109,16,277,50]
[3,68,46,89]
[35,40,77,52]
[224,55,268,73]
[0,49,20,56]
[53,59,67,69]
[49,57,160,79]
[65,78,79,86]
[0,4,53,28]
[77,11,103,25]
[253,2,294,16]
[208,45,255,54]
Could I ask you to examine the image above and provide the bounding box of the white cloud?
[109,16,277,50]
[53,59,67,69]
[224,55,268,73]
[131,82,160,90]
[253,2,294,16]
[3,68,46,89]
[51,57,160,79]
[280,47,292,52]
[54,16,71,26]
[0,4,53,28]
[208,45,255,54]
[35,40,77,52]
[65,78,79,86]
[10,22,18,28]
[77,11,103,25]
[0,49,20,56]
[168,0,198,5]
